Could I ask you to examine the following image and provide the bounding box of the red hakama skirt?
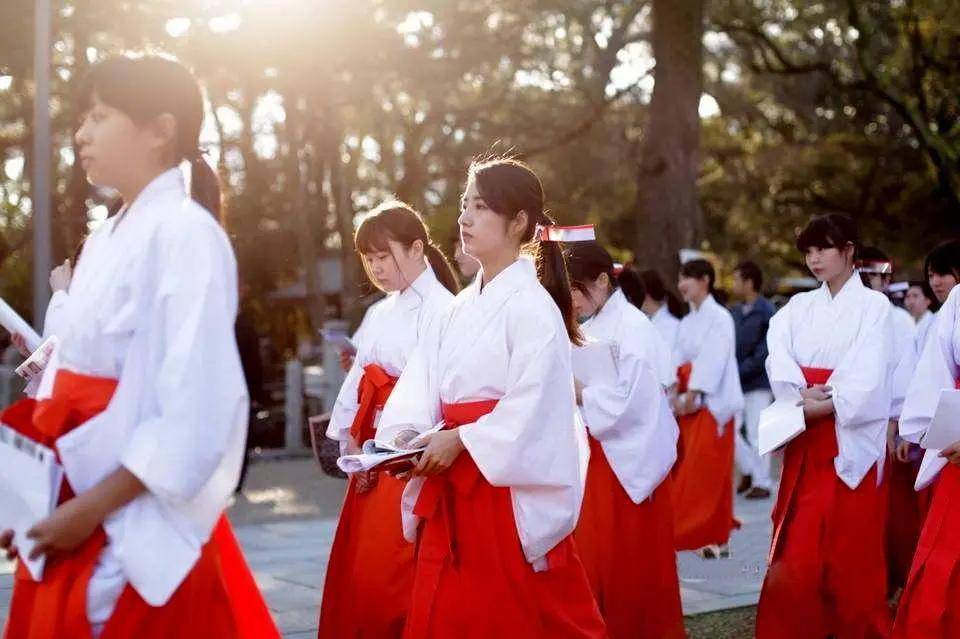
[2,370,279,639]
[756,366,892,639]
[403,400,607,639]
[575,436,684,639]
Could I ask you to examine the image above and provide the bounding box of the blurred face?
[904,285,931,319]
[804,244,853,283]
[929,270,959,304]
[458,178,526,266]
[453,239,480,279]
[75,94,171,194]
[864,272,891,292]
[361,239,425,293]
[571,274,610,321]
[732,271,751,298]
[677,273,710,304]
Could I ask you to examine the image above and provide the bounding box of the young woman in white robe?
[670,258,744,557]
[892,247,960,638]
[375,158,606,639]
[317,202,459,639]
[565,240,684,639]
[0,54,278,639]
[756,214,895,639]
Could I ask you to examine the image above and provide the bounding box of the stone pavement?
[1,458,774,637]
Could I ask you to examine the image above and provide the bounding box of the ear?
[597,272,611,290]
[409,238,425,258]
[147,113,177,152]
[510,210,530,240]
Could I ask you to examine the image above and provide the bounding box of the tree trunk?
[633,0,704,284]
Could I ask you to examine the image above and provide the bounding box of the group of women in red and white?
[2,50,959,639]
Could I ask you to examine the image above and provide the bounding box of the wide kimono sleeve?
[890,310,919,419]
[326,350,364,443]
[900,287,960,444]
[581,326,667,443]
[830,299,895,431]
[688,307,734,398]
[375,312,445,447]
[119,211,248,504]
[765,301,806,403]
[457,307,580,490]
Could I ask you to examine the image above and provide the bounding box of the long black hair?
[78,54,223,223]
[355,201,461,295]
[468,157,582,345]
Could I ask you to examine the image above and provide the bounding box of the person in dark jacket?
[731,261,775,499]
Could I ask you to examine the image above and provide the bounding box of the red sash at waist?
[349,364,398,444]
[676,362,693,394]
[413,400,498,564]
[798,367,837,460]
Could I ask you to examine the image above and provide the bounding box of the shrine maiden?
[376,158,606,639]
[317,202,459,638]
[566,240,683,639]
[756,214,894,639]
[0,55,278,639]
[893,269,960,637]
[670,258,744,556]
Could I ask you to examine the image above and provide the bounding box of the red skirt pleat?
[756,374,891,638]
[893,463,960,638]
[318,472,414,639]
[671,407,738,550]
[575,437,684,639]
[885,452,933,595]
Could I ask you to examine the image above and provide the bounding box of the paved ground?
[1,455,775,637]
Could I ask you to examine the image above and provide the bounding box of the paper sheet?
[337,422,444,473]
[920,389,960,451]
[321,328,357,355]
[0,297,42,353]
[0,423,64,580]
[915,449,947,491]
[758,399,806,456]
[572,340,619,387]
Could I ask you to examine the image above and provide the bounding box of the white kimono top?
[674,294,745,428]
[766,274,895,488]
[890,304,918,419]
[327,267,453,444]
[36,168,248,612]
[377,257,590,567]
[579,289,678,504]
[900,286,960,448]
[915,309,936,358]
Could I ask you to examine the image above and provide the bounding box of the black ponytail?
[534,214,584,346]
[79,54,222,225]
[469,157,582,345]
[424,242,461,295]
[190,154,224,224]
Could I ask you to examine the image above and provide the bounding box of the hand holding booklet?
[758,399,806,456]
[336,422,445,473]
[915,389,960,489]
[0,423,64,580]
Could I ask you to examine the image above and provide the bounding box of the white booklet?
[0,423,64,580]
[0,297,42,353]
[758,399,806,456]
[572,340,619,387]
[915,450,947,491]
[914,389,960,489]
[920,389,960,451]
[337,422,444,473]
